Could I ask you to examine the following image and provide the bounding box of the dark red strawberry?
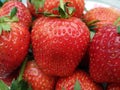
[31,16,90,77]
[0,10,30,77]
[0,69,19,86]
[89,24,120,83]
[107,83,120,90]
[27,0,84,18]
[56,70,103,90]
[0,1,32,27]
[23,60,56,90]
[84,7,120,31]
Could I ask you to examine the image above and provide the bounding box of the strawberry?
[0,1,32,27]
[0,69,19,86]
[23,60,56,90]
[27,0,84,18]
[56,70,103,90]
[0,9,30,77]
[89,24,120,83]
[107,83,120,90]
[83,7,120,31]
[31,16,90,77]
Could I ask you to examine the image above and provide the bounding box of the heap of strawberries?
[0,0,120,90]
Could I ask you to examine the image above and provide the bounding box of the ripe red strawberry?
[84,7,120,31]
[23,60,56,90]
[0,1,32,27]
[89,24,120,83]
[31,16,90,77]
[107,83,120,90]
[56,70,103,90]
[27,0,84,18]
[0,11,30,77]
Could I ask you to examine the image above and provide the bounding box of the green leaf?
[0,80,9,90]
[10,7,17,18]
[31,0,45,12]
[117,26,120,34]
[74,79,81,90]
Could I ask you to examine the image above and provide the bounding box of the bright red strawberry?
[89,24,120,83]
[107,83,120,90]
[23,60,56,90]
[27,0,84,18]
[84,7,120,31]
[0,11,30,77]
[31,16,90,77]
[56,70,103,90]
[0,1,32,27]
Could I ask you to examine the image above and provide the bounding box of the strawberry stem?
[17,58,28,82]
[74,79,81,90]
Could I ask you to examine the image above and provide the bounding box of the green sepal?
[114,17,120,26]
[30,0,45,13]
[0,80,9,90]
[0,23,11,31]
[10,7,17,19]
[64,2,75,16]
[42,0,75,18]
[43,11,60,18]
[117,26,120,34]
[9,58,32,90]
[62,87,65,90]
[74,79,81,90]
[87,20,100,26]
[90,30,96,40]
[0,7,19,35]
[10,79,32,90]
[58,5,68,18]
[58,1,75,18]
[67,7,75,16]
